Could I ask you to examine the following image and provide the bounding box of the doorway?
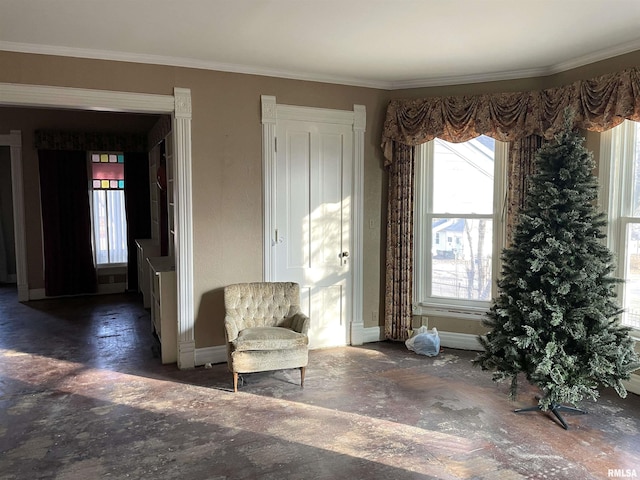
[0,84,196,369]
[261,96,366,348]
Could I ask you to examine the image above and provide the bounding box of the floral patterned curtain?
[505,135,544,246]
[385,142,414,341]
[382,67,640,341]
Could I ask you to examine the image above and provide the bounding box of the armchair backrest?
[224,282,302,330]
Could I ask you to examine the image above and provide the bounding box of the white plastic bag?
[405,327,440,356]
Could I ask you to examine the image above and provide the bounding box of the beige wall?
[1,49,638,347]
[0,51,389,348]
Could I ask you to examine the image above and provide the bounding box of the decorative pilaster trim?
[261,95,277,281]
[261,95,277,124]
[173,87,195,369]
[350,105,366,345]
[174,88,192,118]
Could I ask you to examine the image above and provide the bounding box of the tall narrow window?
[90,152,127,265]
[601,120,640,332]
[415,136,507,314]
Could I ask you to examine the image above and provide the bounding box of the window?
[89,152,127,265]
[600,120,640,332]
[415,136,507,315]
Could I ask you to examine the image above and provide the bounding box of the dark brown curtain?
[38,150,97,296]
[124,152,151,291]
[384,143,414,341]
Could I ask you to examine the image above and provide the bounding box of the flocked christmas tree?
[473,113,639,429]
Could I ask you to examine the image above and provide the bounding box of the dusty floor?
[0,284,638,479]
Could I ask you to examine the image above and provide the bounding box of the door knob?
[341,252,349,258]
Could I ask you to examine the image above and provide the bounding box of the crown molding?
[388,38,640,90]
[2,37,640,91]
[0,41,389,90]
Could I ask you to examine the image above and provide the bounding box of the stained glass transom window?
[91,153,124,189]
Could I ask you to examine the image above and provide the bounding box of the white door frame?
[0,130,26,300]
[0,82,196,369]
[261,95,366,345]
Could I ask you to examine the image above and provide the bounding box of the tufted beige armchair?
[224,282,310,392]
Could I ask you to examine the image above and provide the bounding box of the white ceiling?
[2,0,640,90]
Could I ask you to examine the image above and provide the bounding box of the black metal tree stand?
[514,397,587,430]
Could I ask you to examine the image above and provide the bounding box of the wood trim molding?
[173,87,195,369]
[261,95,277,281]
[0,82,174,113]
[0,130,27,301]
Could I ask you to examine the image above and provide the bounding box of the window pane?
[92,190,109,264]
[433,136,495,214]
[107,190,128,263]
[431,218,493,301]
[92,190,128,265]
[623,223,640,329]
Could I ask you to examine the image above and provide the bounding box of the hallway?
[0,284,639,479]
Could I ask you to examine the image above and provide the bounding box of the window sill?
[96,264,127,274]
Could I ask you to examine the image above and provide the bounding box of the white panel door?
[274,119,352,349]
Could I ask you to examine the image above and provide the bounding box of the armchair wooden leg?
[300,366,306,388]
[233,372,238,393]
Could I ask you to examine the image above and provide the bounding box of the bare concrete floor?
[0,284,639,479]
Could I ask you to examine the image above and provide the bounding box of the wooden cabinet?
[135,239,160,308]
[147,256,177,364]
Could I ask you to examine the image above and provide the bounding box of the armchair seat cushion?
[233,326,309,352]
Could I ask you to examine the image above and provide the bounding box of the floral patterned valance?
[35,130,148,153]
[381,67,640,165]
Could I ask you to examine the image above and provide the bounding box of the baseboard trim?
[29,288,46,300]
[361,328,483,351]
[362,326,382,343]
[195,345,227,367]
[438,331,483,351]
[28,286,127,300]
[97,283,127,294]
[623,373,640,396]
